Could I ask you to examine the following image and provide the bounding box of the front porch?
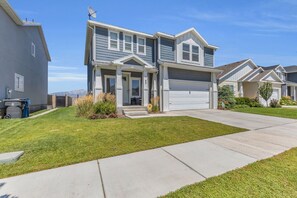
[92,56,158,113]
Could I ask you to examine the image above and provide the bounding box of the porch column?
[291,86,296,101]
[116,66,123,108]
[152,72,158,98]
[163,66,169,111]
[238,82,244,97]
[94,67,103,102]
[211,73,218,109]
[142,70,149,106]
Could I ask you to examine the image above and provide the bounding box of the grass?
[30,109,50,116]
[233,107,297,119]
[164,148,297,198]
[0,107,245,178]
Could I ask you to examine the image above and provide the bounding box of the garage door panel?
[168,79,211,111]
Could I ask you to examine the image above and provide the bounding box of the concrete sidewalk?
[1,111,297,198]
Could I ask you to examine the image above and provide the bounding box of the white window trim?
[31,42,36,57]
[104,75,116,93]
[137,36,146,55]
[108,30,120,51]
[181,42,200,63]
[123,33,133,53]
[15,73,24,92]
[130,77,141,98]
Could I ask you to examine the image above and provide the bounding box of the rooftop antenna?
[88,6,97,20]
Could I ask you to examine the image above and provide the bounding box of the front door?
[122,73,130,105]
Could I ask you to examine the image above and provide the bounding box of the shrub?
[235,97,251,106]
[280,96,297,106]
[218,86,236,109]
[75,95,94,117]
[270,99,281,108]
[93,101,116,115]
[150,96,160,113]
[233,105,250,109]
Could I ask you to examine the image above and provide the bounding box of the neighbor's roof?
[0,0,51,61]
[216,59,249,79]
[259,65,280,71]
[84,20,218,65]
[285,65,297,73]
[249,70,271,81]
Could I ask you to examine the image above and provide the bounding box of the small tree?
[258,82,273,107]
[218,85,236,109]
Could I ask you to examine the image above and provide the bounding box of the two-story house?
[84,21,220,113]
[0,0,50,114]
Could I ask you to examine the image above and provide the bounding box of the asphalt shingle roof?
[285,66,297,73]
[216,59,249,79]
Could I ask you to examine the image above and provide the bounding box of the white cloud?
[49,72,86,82]
[49,65,79,70]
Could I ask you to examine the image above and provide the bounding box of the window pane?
[107,78,115,94]
[125,43,132,51]
[138,46,145,53]
[138,38,145,45]
[183,52,190,60]
[110,40,118,49]
[110,32,118,40]
[192,54,199,62]
[132,79,140,96]
[183,43,190,52]
[192,46,199,54]
[125,35,132,43]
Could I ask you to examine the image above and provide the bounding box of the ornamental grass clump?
[92,93,117,118]
[75,95,94,117]
[149,96,160,113]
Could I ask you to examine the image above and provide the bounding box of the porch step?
[122,106,148,116]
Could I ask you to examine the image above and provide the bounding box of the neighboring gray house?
[284,66,297,100]
[0,0,51,113]
[84,21,220,113]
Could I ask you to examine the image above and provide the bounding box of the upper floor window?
[182,43,200,63]
[15,73,24,92]
[31,42,35,57]
[182,43,190,60]
[124,34,133,53]
[192,46,199,62]
[137,37,146,55]
[108,31,119,51]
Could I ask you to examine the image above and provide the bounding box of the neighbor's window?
[137,37,146,55]
[131,78,141,97]
[192,45,199,62]
[109,31,119,50]
[124,34,133,52]
[182,43,190,60]
[105,76,116,94]
[31,42,36,57]
[15,73,24,92]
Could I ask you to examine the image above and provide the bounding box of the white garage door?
[169,79,210,111]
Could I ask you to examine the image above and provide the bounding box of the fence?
[48,95,75,109]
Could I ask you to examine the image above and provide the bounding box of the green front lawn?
[164,148,297,198]
[233,107,297,119]
[0,107,245,178]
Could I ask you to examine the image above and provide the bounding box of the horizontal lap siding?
[204,47,214,66]
[168,68,211,82]
[95,27,155,66]
[160,37,175,61]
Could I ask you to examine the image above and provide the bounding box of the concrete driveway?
[1,110,297,198]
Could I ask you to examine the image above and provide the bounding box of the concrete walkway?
[1,110,297,198]
[29,108,57,119]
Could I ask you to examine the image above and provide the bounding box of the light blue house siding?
[288,73,297,83]
[204,47,214,67]
[160,37,175,61]
[95,27,155,66]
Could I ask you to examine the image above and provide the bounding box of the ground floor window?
[105,75,116,94]
[131,78,141,97]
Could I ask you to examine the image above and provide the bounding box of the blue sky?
[9,0,297,93]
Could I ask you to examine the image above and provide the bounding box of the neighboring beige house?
[217,59,284,105]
